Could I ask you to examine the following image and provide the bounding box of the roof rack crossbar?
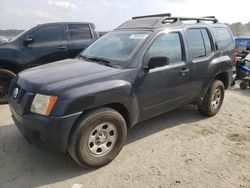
[162,16,218,24]
[132,13,171,20]
[201,16,216,19]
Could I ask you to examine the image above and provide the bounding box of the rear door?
[67,24,95,58]
[22,24,69,67]
[186,28,215,98]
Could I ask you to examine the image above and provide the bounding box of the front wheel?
[0,69,16,104]
[68,107,127,168]
[198,80,225,117]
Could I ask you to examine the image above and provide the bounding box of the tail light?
[234,48,237,65]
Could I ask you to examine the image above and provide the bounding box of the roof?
[36,22,95,27]
[116,13,220,30]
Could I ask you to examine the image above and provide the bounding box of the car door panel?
[22,24,69,67]
[67,24,95,58]
[138,32,191,120]
[186,28,216,98]
[141,62,190,116]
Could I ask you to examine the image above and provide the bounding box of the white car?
[0,36,9,43]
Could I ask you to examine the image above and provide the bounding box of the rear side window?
[68,24,92,40]
[32,25,63,43]
[147,32,183,64]
[201,29,212,55]
[187,29,205,59]
[212,27,234,51]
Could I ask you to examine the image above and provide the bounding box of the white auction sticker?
[129,34,148,39]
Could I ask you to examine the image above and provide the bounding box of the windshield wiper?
[78,55,109,64]
[78,55,91,61]
[88,57,111,65]
[79,55,122,68]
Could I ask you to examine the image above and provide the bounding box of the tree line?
[0,22,249,37]
[228,22,250,36]
[0,29,24,37]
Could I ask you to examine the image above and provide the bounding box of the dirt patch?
[0,87,250,187]
[227,133,247,143]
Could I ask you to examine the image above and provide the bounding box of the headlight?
[30,94,58,116]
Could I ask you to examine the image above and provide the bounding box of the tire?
[68,107,127,168]
[231,80,235,86]
[198,80,225,117]
[0,69,16,104]
[240,81,248,90]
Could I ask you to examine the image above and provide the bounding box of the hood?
[17,59,129,94]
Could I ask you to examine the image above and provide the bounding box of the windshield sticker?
[129,34,148,39]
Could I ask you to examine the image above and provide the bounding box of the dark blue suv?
[9,14,235,168]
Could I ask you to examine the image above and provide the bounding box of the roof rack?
[131,13,218,23]
[202,16,216,19]
[132,13,171,20]
[162,16,219,24]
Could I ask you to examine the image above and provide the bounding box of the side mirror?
[23,36,34,47]
[215,42,219,50]
[147,56,169,69]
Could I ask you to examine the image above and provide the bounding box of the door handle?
[180,68,189,76]
[57,45,67,50]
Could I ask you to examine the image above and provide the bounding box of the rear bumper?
[228,67,236,85]
[10,106,81,152]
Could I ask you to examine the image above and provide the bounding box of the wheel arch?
[197,70,229,105]
[0,60,22,74]
[214,72,229,89]
[105,103,131,129]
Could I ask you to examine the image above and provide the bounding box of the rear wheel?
[68,107,127,168]
[0,69,16,104]
[240,81,248,90]
[198,80,225,117]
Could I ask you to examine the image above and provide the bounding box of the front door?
[22,24,69,67]
[139,32,191,119]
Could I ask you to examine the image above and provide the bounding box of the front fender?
[0,42,22,65]
[53,80,139,124]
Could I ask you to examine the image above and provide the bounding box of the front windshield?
[81,31,150,64]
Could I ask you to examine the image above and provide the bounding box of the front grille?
[9,79,26,104]
[16,88,27,103]
[9,79,34,115]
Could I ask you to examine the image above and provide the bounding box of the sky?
[0,0,249,31]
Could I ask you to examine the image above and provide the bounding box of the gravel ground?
[0,85,250,188]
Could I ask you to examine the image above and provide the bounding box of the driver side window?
[147,33,183,64]
[32,25,63,44]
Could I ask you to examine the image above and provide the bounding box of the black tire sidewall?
[198,80,225,117]
[0,69,16,104]
[69,108,127,168]
[240,81,248,90]
[206,80,225,115]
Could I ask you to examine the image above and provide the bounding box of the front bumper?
[10,106,81,152]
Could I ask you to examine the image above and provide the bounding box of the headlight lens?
[30,94,58,116]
